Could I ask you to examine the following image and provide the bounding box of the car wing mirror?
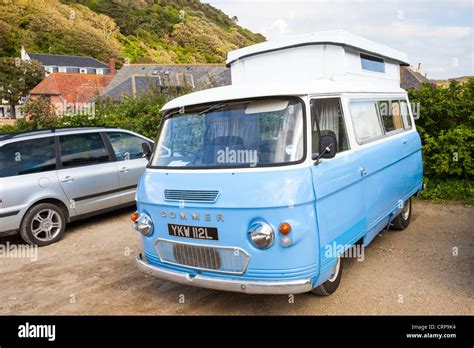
[142,142,152,160]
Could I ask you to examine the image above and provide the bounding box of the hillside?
[0,0,265,65]
[433,76,473,87]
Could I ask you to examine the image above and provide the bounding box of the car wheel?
[390,198,411,230]
[311,256,343,296]
[19,203,66,246]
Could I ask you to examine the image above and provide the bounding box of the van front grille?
[164,189,220,203]
[154,239,250,274]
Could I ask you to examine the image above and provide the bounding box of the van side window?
[311,98,349,156]
[350,101,384,144]
[378,100,404,133]
[400,100,412,129]
[0,137,56,178]
[59,133,110,168]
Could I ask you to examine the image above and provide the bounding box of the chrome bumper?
[135,253,313,295]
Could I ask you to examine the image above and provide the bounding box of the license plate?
[168,224,219,241]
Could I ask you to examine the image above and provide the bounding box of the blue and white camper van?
[133,30,423,295]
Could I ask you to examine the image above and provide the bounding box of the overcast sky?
[204,0,473,79]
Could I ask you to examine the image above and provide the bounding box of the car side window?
[107,132,149,161]
[350,101,384,144]
[310,98,350,156]
[378,100,404,133]
[59,133,110,168]
[0,137,56,178]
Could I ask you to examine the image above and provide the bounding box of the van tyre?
[311,256,343,296]
[390,198,411,230]
[20,203,66,246]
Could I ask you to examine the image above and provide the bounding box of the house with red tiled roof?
[29,73,113,115]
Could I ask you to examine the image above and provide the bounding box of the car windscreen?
[150,98,305,169]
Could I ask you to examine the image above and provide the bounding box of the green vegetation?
[408,78,474,203]
[0,0,264,64]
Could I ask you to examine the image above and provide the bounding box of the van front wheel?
[311,256,343,296]
[390,198,412,230]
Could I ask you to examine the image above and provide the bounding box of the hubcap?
[328,257,341,282]
[30,209,62,242]
[401,200,410,220]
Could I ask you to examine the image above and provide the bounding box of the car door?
[56,132,120,215]
[309,98,366,271]
[105,131,152,204]
[0,136,64,232]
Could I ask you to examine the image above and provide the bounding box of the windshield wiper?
[198,103,227,115]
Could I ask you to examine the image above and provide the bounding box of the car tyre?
[19,203,66,246]
[311,256,343,296]
[390,198,411,230]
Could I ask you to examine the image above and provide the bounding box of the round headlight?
[248,221,274,249]
[134,214,154,236]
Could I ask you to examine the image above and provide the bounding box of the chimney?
[108,59,116,75]
[20,46,27,60]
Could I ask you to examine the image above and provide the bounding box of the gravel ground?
[0,200,472,315]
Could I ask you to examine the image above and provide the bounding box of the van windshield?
[151,98,305,169]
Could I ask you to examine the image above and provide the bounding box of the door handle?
[120,167,129,173]
[358,166,367,176]
[401,138,408,144]
[61,176,74,182]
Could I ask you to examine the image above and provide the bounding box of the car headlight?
[248,221,274,249]
[133,213,154,236]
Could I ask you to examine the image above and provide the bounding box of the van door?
[309,98,366,272]
[56,132,120,215]
[349,99,410,244]
[105,131,151,204]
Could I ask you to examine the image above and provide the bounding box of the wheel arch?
[26,198,71,222]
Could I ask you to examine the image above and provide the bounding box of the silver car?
[0,127,153,246]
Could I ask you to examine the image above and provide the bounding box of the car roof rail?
[0,126,118,141]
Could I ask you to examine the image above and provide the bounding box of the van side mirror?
[142,142,152,160]
[313,131,337,163]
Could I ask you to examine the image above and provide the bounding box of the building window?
[58,67,67,73]
[360,53,385,73]
[96,69,104,75]
[176,73,195,88]
[79,68,87,74]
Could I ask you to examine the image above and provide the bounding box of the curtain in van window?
[350,101,384,143]
[315,99,340,137]
[400,100,412,129]
[312,98,349,153]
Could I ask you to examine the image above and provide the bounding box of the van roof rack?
[0,126,117,141]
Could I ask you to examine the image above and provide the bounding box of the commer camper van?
[133,30,423,295]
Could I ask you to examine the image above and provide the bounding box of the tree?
[23,96,58,128]
[0,58,44,119]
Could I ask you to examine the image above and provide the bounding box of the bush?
[421,125,473,179]
[408,78,473,203]
[419,178,473,204]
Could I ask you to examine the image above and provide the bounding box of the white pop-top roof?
[161,79,406,111]
[161,30,409,111]
[226,30,409,67]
